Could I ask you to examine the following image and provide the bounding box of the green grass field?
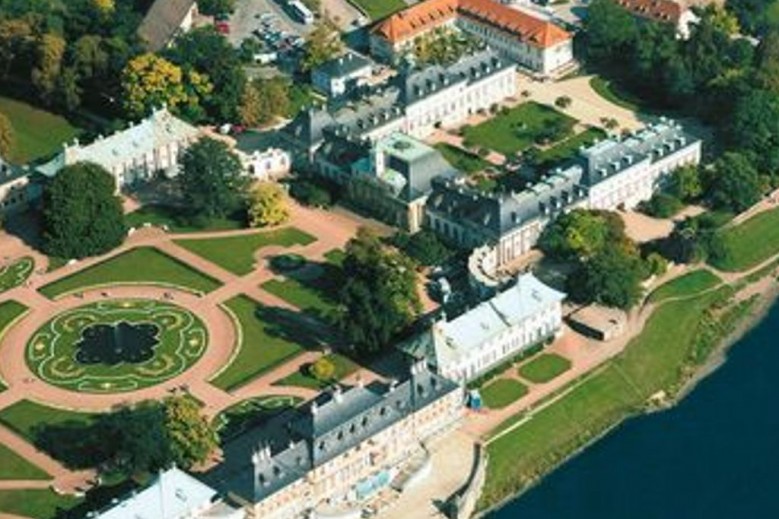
[435,143,491,174]
[273,353,359,390]
[647,270,721,303]
[261,258,343,318]
[0,95,81,164]
[175,227,316,275]
[518,354,572,384]
[480,283,733,510]
[711,207,779,272]
[0,443,50,480]
[0,488,81,518]
[0,256,34,293]
[348,0,406,20]
[480,378,529,409]
[462,102,576,156]
[125,205,246,233]
[589,76,642,112]
[38,247,221,298]
[0,300,27,390]
[210,296,307,390]
[537,127,607,166]
[0,400,95,443]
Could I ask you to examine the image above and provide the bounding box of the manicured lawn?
[323,248,346,267]
[261,258,343,318]
[0,95,81,164]
[38,247,221,298]
[214,395,302,441]
[0,256,34,293]
[273,353,359,390]
[210,296,308,390]
[537,127,607,166]
[0,400,95,444]
[711,207,779,272]
[348,0,406,20]
[589,76,642,112]
[0,443,50,480]
[435,143,491,174]
[647,270,721,303]
[175,227,316,275]
[518,353,572,384]
[462,102,576,156]
[125,204,246,233]
[480,378,528,409]
[0,489,81,518]
[0,300,27,391]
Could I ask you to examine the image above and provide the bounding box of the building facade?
[311,51,374,98]
[243,148,291,181]
[37,107,200,191]
[400,273,565,382]
[370,0,574,75]
[0,157,38,216]
[205,363,462,519]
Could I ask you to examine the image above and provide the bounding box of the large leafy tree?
[538,209,627,261]
[165,27,246,121]
[583,0,638,62]
[42,161,126,259]
[667,164,703,202]
[163,396,218,468]
[302,21,344,71]
[705,152,762,212]
[338,228,421,355]
[31,33,66,104]
[728,88,779,173]
[567,248,645,309]
[248,181,290,228]
[238,77,290,127]
[179,137,247,220]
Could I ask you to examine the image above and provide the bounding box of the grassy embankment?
[0,95,81,164]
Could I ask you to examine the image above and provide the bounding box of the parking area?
[227,0,314,48]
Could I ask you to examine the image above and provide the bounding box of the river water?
[490,301,779,518]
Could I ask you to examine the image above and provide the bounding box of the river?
[489,300,779,518]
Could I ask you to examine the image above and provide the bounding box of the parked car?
[215,21,230,34]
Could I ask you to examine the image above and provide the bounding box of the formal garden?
[213,395,303,441]
[26,299,208,393]
[517,353,572,384]
[0,256,34,293]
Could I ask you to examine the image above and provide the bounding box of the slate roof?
[138,0,197,52]
[372,0,571,49]
[205,366,459,505]
[0,156,26,186]
[313,51,373,80]
[400,273,565,369]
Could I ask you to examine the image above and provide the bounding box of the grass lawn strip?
[125,204,245,233]
[435,143,491,174]
[348,0,406,20]
[462,102,576,156]
[0,443,51,480]
[0,488,82,518]
[262,277,334,315]
[479,284,733,510]
[0,400,95,443]
[712,206,779,272]
[26,299,208,393]
[0,95,81,164]
[0,300,28,391]
[480,378,529,409]
[273,353,359,390]
[518,353,572,384]
[210,296,306,390]
[647,269,721,303]
[0,256,34,293]
[588,76,642,112]
[175,227,316,275]
[537,127,607,166]
[39,247,221,299]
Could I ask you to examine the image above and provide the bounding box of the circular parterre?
[26,299,208,393]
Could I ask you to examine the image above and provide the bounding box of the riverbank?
[476,265,779,516]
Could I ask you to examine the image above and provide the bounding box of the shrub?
[640,193,683,219]
[289,179,333,208]
[309,358,336,382]
[477,147,490,157]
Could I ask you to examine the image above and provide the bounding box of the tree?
[42,162,126,259]
[338,228,421,354]
[105,402,171,475]
[31,33,66,104]
[538,209,627,260]
[0,19,34,79]
[302,21,344,71]
[555,95,572,109]
[0,113,14,158]
[645,252,668,276]
[239,78,290,127]
[392,230,452,267]
[567,248,645,309]
[248,181,290,227]
[584,0,638,62]
[165,27,246,121]
[163,396,218,469]
[667,164,703,201]
[728,88,779,173]
[640,192,683,218]
[309,357,335,381]
[705,152,762,213]
[179,137,247,220]
[289,179,332,207]
[198,0,236,16]
[121,53,211,120]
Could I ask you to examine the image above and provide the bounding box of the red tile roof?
[372,0,571,49]
[617,0,683,24]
